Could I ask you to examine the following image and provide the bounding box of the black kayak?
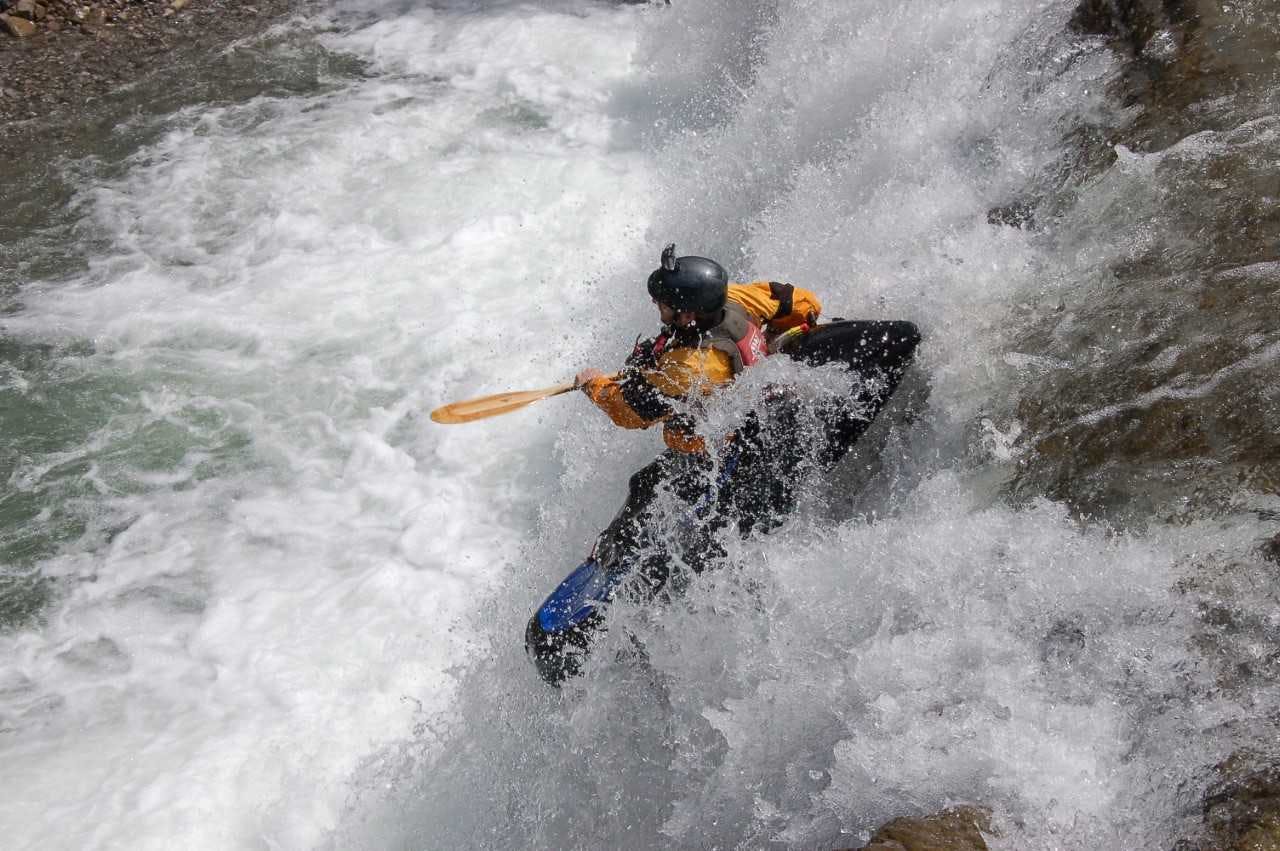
[526,320,921,685]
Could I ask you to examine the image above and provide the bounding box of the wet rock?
[1,11,37,35]
[1183,756,1280,850]
[845,806,993,851]
[12,0,36,19]
[1069,0,1199,57]
[1261,533,1280,566]
[986,200,1037,230]
[1002,0,1280,522]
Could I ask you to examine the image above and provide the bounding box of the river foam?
[2,1,1275,849]
[1,2,651,848]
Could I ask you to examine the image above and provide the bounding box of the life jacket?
[647,301,768,379]
[603,283,821,456]
[649,304,769,455]
[706,301,768,374]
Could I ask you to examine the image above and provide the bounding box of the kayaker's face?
[655,299,695,328]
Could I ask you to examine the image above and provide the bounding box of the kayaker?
[525,246,921,684]
[572,244,825,594]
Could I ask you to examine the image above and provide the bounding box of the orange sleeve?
[662,424,707,454]
[581,375,661,430]
[580,345,735,453]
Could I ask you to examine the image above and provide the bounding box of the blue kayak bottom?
[525,558,623,685]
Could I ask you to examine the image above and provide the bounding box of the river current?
[1,1,1277,849]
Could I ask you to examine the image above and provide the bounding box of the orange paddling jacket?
[581,281,822,453]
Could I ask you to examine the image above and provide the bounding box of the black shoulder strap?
[768,281,794,320]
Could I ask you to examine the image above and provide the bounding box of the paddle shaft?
[430,380,581,424]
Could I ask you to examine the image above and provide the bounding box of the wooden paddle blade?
[430,382,577,424]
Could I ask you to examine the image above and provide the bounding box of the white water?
[1,1,1273,849]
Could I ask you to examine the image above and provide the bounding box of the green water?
[0,18,369,630]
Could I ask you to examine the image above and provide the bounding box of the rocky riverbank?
[0,0,302,157]
[998,0,1280,522]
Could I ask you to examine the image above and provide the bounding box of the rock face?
[1178,758,1280,850]
[991,0,1280,523]
[843,807,993,851]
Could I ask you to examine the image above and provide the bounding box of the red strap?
[736,323,767,367]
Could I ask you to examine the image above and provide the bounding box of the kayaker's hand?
[575,368,606,389]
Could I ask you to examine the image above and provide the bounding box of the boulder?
[0,11,36,35]
[846,806,993,851]
[1197,760,1280,851]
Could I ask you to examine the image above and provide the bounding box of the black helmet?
[646,244,728,314]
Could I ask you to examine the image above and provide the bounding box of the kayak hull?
[526,320,920,685]
[525,558,619,685]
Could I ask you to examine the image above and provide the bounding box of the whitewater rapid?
[2,1,1276,849]
[1,3,653,847]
